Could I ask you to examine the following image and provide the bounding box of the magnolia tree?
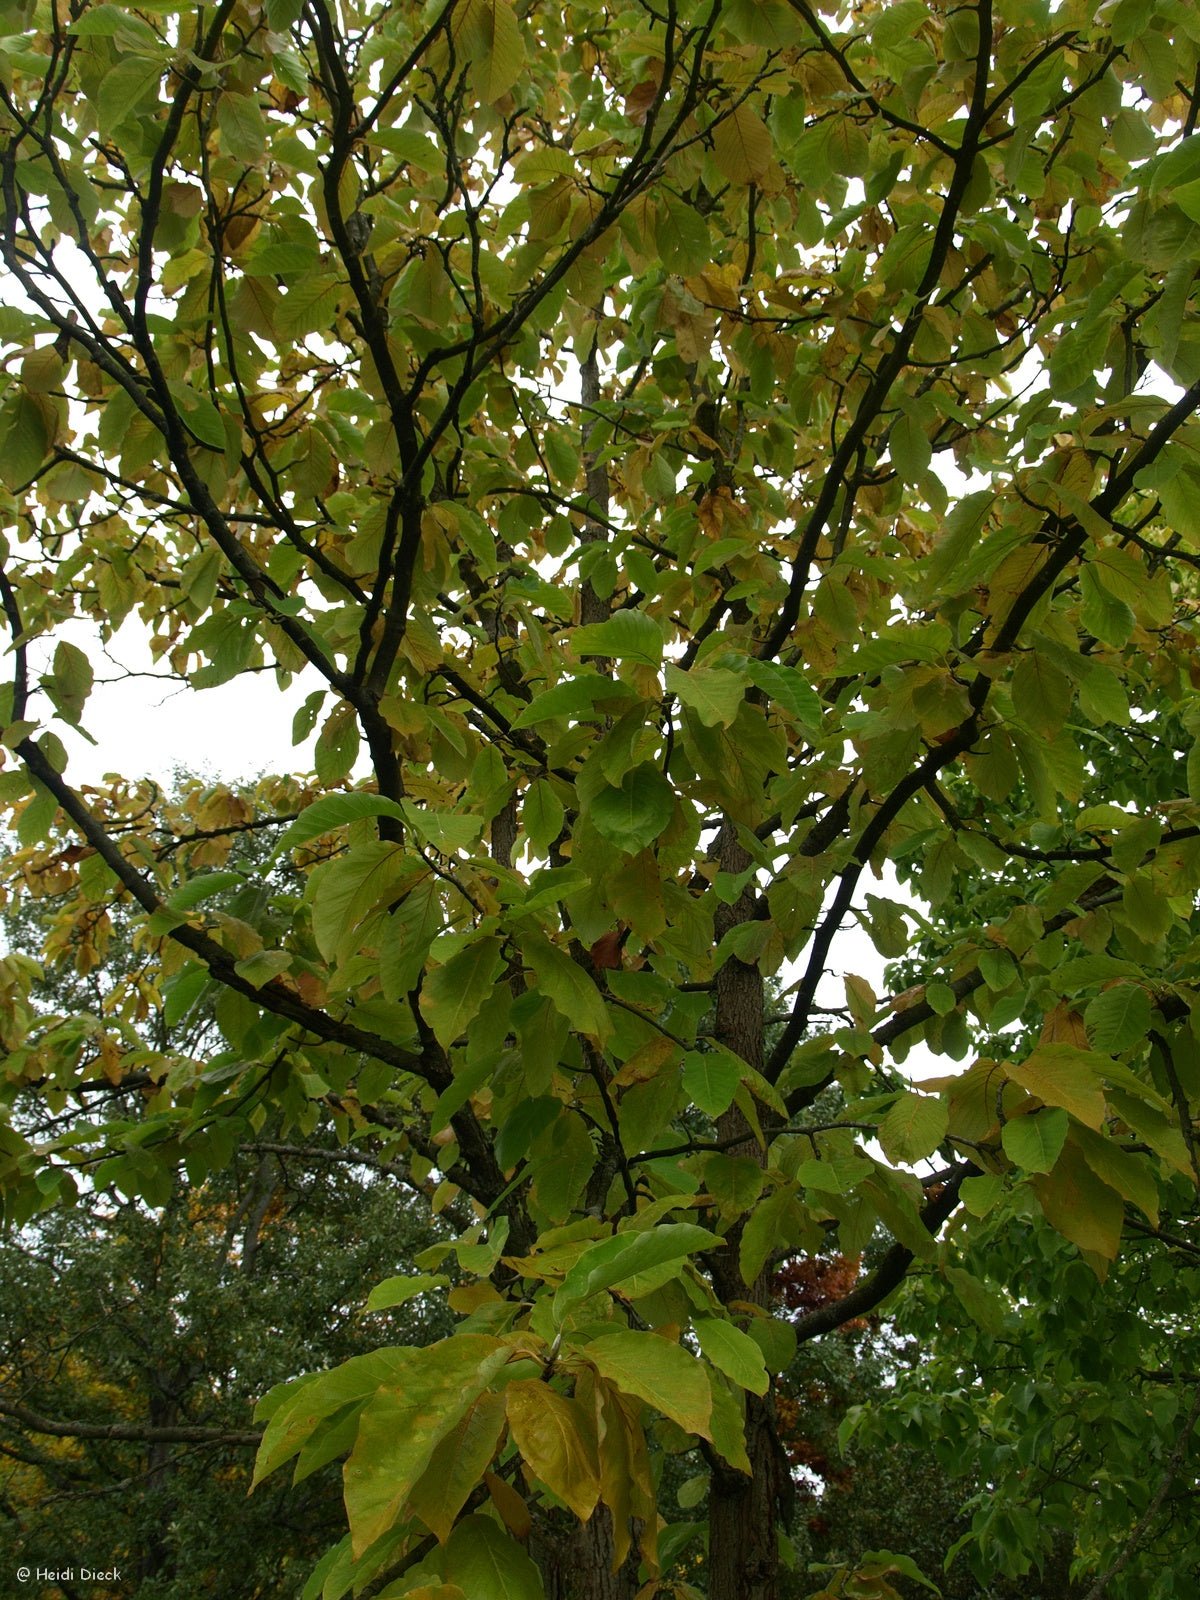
[2,0,1200,1595]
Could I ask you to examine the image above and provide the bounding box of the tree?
[0,781,461,1598]
[0,1139,453,1599]
[1,0,1200,1594]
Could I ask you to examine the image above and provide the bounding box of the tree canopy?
[2,0,1200,1595]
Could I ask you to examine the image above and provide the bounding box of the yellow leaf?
[407,1388,507,1541]
[711,104,773,184]
[593,1378,657,1573]
[485,1468,533,1541]
[1006,1044,1107,1130]
[453,0,525,102]
[582,1330,713,1440]
[505,1378,600,1521]
[1031,1141,1124,1263]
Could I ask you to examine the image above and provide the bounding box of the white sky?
[55,618,320,787]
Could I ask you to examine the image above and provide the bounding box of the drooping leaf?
[419,937,505,1048]
[406,1388,508,1542]
[693,1316,769,1396]
[582,1331,712,1440]
[342,1337,509,1555]
[505,1380,600,1521]
[1031,1142,1125,1265]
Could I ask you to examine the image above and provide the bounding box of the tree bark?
[706,819,783,1600]
[578,324,610,630]
[709,1393,785,1600]
[536,1506,639,1600]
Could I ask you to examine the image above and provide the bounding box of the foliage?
[0,807,456,1597]
[0,1148,452,1599]
[2,0,1200,1596]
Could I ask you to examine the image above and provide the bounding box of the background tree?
[2,0,1200,1597]
[0,781,458,1598]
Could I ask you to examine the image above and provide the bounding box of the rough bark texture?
[709,1392,786,1600]
[537,1506,640,1600]
[706,819,783,1600]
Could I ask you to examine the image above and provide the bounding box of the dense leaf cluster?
[1,0,1200,1595]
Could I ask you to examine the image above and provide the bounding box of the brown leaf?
[625,76,661,125]
[589,928,624,971]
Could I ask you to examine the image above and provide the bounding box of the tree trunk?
[706,819,782,1600]
[536,1506,639,1600]
[709,1393,785,1600]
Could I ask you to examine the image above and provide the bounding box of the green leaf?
[253,1348,412,1486]
[682,1050,741,1118]
[403,803,486,855]
[1108,1088,1192,1177]
[705,1154,765,1217]
[45,640,93,725]
[521,932,610,1041]
[705,1370,751,1474]
[315,703,361,786]
[878,1092,949,1164]
[275,792,407,857]
[664,662,745,728]
[743,659,822,729]
[1084,983,1152,1053]
[510,674,632,728]
[890,410,932,484]
[739,1183,798,1285]
[419,936,505,1048]
[365,1274,450,1312]
[217,90,266,163]
[1071,1121,1160,1225]
[0,388,54,488]
[583,1331,712,1439]
[693,1317,769,1396]
[1011,652,1074,739]
[342,1336,508,1556]
[588,765,674,852]
[308,842,412,963]
[166,870,247,911]
[1001,1107,1069,1174]
[553,1223,720,1324]
[943,1265,1006,1336]
[573,611,663,665]
[856,1549,943,1595]
[441,1515,544,1600]
[379,878,442,1001]
[452,0,526,103]
[960,1174,1005,1217]
[406,1389,508,1543]
[495,1096,560,1170]
[522,779,564,854]
[530,1113,596,1223]
[233,949,292,989]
